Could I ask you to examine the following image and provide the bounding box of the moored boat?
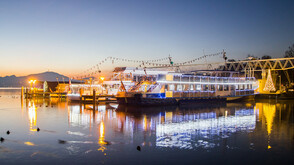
[116,70,258,105]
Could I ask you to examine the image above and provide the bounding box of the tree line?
[244,44,294,60]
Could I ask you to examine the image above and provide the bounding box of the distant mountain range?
[0,71,72,87]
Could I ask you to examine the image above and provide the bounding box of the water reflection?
[67,103,259,149]
[30,99,293,153]
[98,121,107,153]
[256,102,277,149]
[156,107,256,149]
[67,104,115,128]
[1,90,293,164]
[28,101,37,132]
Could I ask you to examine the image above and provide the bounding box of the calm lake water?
[0,89,293,164]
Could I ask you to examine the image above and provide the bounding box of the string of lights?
[141,51,225,67]
[73,56,170,79]
[72,51,225,79]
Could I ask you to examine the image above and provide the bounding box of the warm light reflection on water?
[256,102,277,149]
[24,141,35,146]
[0,90,293,164]
[98,121,107,153]
[28,101,37,132]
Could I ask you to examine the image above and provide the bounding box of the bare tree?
[246,54,258,60]
[285,44,294,57]
[261,55,272,59]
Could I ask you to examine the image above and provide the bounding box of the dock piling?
[93,90,96,110]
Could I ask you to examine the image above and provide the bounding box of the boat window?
[211,85,215,91]
[249,84,252,89]
[169,84,175,91]
[196,85,201,91]
[240,85,244,90]
[236,85,239,90]
[177,85,183,91]
[182,76,189,82]
[158,74,166,81]
[195,77,200,82]
[201,76,207,82]
[218,85,223,91]
[190,85,194,91]
[174,76,180,81]
[224,78,228,83]
[210,77,215,83]
[204,85,209,91]
[165,85,168,90]
[217,78,222,83]
[224,85,229,91]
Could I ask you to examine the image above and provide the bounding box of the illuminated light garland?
[263,69,276,92]
[72,51,224,79]
[76,56,170,79]
[156,80,254,85]
[143,51,224,67]
[172,52,223,66]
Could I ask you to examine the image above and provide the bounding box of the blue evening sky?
[0,0,294,76]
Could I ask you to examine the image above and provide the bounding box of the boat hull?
[116,96,227,106]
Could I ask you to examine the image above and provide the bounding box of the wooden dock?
[78,91,117,110]
[79,94,117,104]
[22,87,117,104]
[22,87,67,99]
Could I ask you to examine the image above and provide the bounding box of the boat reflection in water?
[67,103,116,129]
[116,103,257,149]
[2,90,292,164]
[65,100,294,154]
[67,102,258,149]
[155,106,256,149]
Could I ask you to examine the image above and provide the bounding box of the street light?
[33,80,36,87]
[28,79,37,93]
[29,79,36,88]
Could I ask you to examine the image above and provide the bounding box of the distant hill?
[0,71,73,87]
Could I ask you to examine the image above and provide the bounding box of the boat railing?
[147,83,159,92]
[172,91,216,98]
[128,81,143,92]
[235,90,254,96]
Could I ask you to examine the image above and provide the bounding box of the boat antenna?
[222,49,227,69]
[168,54,173,66]
[203,49,208,70]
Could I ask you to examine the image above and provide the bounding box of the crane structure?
[219,57,294,84]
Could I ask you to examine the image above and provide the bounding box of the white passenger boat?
[116,70,258,105]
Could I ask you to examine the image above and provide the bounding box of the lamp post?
[28,79,37,94]
[29,80,33,89]
[33,80,36,88]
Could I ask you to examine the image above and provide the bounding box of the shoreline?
[0,87,22,90]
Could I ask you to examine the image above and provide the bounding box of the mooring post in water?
[21,87,24,109]
[79,88,83,103]
[25,87,28,99]
[21,86,24,100]
[93,89,96,110]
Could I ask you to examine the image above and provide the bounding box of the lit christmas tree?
[263,69,276,92]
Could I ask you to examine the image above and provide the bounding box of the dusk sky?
[1,0,294,77]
